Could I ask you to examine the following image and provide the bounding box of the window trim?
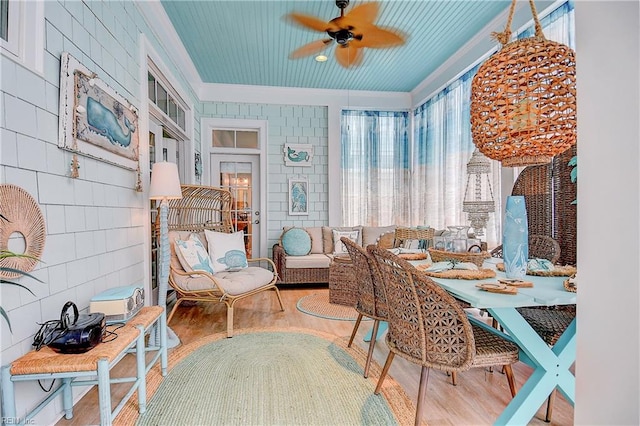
[0,0,43,72]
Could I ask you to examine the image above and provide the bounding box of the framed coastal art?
[58,52,139,170]
[283,143,313,166]
[288,177,309,216]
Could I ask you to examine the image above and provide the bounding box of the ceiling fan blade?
[357,25,406,49]
[335,44,364,68]
[286,13,331,32]
[342,2,380,26]
[289,39,333,59]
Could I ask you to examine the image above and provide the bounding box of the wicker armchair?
[368,247,518,426]
[161,185,284,337]
[490,234,561,264]
[341,238,388,378]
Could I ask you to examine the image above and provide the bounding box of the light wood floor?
[58,286,574,425]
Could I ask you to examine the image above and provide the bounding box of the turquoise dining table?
[424,264,576,426]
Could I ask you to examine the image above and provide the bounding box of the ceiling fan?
[286,0,406,68]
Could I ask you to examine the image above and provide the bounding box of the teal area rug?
[297,293,370,321]
[117,328,413,425]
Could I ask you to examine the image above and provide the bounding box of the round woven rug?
[115,327,414,426]
[297,292,366,321]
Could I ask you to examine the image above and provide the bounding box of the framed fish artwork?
[58,52,139,171]
[283,143,313,167]
[288,177,309,216]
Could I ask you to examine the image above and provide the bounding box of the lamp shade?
[149,161,182,200]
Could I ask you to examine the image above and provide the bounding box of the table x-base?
[488,307,576,426]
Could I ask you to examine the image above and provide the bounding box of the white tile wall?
[0,2,198,420]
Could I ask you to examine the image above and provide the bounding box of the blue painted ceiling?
[160,0,550,92]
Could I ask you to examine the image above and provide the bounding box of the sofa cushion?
[361,225,397,247]
[332,229,360,255]
[205,230,248,271]
[174,233,215,274]
[283,226,323,254]
[281,228,312,256]
[285,254,332,269]
[322,226,363,253]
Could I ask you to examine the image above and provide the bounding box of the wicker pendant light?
[470,0,577,167]
[463,149,495,237]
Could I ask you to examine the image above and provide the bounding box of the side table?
[1,306,168,426]
[328,255,358,306]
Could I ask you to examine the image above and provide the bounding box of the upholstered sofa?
[272,225,397,285]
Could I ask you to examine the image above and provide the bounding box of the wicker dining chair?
[341,237,388,378]
[368,246,519,426]
[392,227,435,250]
[490,234,561,264]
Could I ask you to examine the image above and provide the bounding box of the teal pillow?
[281,228,312,256]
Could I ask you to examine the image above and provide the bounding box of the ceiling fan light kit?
[286,0,405,68]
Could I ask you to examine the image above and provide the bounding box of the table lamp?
[149,161,182,348]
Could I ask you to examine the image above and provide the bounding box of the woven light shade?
[470,0,577,167]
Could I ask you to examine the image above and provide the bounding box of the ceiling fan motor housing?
[336,0,349,10]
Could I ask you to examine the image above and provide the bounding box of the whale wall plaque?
[58,52,139,170]
[283,143,313,167]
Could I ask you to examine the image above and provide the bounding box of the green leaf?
[570,167,577,183]
[0,280,36,296]
[0,267,43,283]
[1,307,12,333]
[568,155,577,167]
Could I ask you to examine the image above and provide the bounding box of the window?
[411,0,575,247]
[147,62,188,134]
[0,0,43,70]
[212,130,258,149]
[341,110,410,226]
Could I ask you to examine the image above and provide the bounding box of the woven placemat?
[398,252,428,260]
[417,265,496,280]
[496,263,577,277]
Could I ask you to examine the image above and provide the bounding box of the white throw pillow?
[174,233,215,274]
[205,230,248,271]
[332,230,359,255]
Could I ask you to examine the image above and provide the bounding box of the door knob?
[254,219,260,224]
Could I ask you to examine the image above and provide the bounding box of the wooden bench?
[1,306,168,426]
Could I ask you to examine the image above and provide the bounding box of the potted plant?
[0,213,42,333]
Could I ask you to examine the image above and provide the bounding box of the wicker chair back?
[160,184,234,234]
[368,247,475,371]
[341,238,388,321]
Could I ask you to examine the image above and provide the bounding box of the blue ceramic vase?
[503,195,529,279]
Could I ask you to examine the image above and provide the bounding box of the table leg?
[1,365,16,419]
[488,308,576,426]
[62,377,73,419]
[97,358,112,426]
[135,325,147,413]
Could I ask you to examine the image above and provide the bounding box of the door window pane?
[213,130,234,148]
[157,83,168,114]
[147,72,156,103]
[1,0,9,41]
[236,131,258,149]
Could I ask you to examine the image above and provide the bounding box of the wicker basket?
[470,0,576,167]
[428,248,490,268]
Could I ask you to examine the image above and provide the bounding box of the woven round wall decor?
[470,0,577,167]
[0,184,46,278]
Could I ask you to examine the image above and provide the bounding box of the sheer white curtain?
[341,110,410,226]
[411,0,575,248]
[412,69,502,247]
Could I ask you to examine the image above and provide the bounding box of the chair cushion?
[174,233,215,274]
[205,230,248,271]
[171,266,274,295]
[281,228,312,256]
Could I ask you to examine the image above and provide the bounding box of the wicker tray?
[417,265,496,280]
[496,263,577,277]
[427,248,490,268]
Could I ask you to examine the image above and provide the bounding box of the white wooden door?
[210,154,261,258]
